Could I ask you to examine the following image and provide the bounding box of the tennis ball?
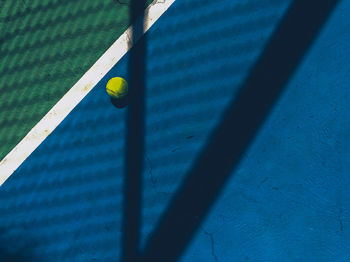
[106,77,128,99]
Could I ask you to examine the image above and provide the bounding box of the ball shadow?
[110,94,129,109]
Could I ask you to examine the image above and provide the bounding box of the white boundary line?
[0,0,176,186]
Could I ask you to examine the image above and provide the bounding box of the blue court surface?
[1,0,350,261]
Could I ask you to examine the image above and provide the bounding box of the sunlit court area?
[0,0,349,261]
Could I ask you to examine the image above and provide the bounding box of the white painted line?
[0,0,176,186]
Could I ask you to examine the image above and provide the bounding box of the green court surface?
[0,0,152,161]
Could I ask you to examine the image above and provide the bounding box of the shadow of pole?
[121,0,147,261]
[140,0,340,261]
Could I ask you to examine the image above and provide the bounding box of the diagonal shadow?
[121,0,147,261]
[140,0,340,261]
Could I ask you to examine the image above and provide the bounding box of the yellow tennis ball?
[106,77,128,99]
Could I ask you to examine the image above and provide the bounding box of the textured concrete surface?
[1,0,349,261]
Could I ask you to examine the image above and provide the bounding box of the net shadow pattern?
[0,0,291,260]
[0,0,153,161]
[0,54,129,260]
[2,0,345,261]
